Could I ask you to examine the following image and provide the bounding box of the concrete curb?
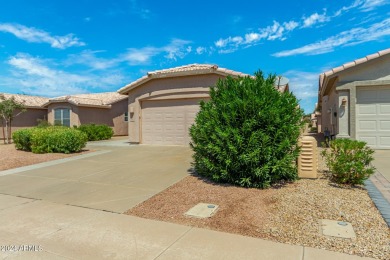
[0,150,111,177]
[364,178,390,227]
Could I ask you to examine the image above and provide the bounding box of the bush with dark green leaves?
[190,71,304,188]
[12,126,87,154]
[76,124,113,141]
[321,139,375,185]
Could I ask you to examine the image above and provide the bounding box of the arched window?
[54,108,70,127]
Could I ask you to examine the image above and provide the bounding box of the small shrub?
[12,128,33,151]
[321,138,375,185]
[13,127,87,154]
[36,119,52,128]
[190,71,304,189]
[77,124,113,141]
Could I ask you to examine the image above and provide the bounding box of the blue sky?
[0,0,389,113]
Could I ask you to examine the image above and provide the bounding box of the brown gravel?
[0,143,91,171]
[126,149,390,259]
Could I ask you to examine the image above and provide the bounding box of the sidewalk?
[366,150,390,227]
[0,194,372,260]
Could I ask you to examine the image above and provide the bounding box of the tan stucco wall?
[47,100,128,136]
[126,73,224,143]
[320,86,339,136]
[320,54,390,140]
[0,108,47,139]
[340,54,390,82]
[110,99,128,136]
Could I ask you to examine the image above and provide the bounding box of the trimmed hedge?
[190,71,304,189]
[76,124,113,141]
[12,127,87,154]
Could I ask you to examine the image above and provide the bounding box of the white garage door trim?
[141,99,202,145]
[356,86,390,149]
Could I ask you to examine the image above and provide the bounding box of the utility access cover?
[320,219,356,239]
[185,203,219,218]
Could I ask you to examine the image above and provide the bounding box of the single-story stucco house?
[0,92,128,139]
[318,48,390,149]
[0,93,48,138]
[118,63,289,145]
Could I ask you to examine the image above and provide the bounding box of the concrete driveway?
[373,150,390,181]
[0,144,192,213]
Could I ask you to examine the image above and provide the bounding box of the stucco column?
[336,90,350,138]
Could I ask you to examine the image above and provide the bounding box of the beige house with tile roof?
[0,92,128,139]
[0,94,49,139]
[118,63,287,145]
[318,48,390,149]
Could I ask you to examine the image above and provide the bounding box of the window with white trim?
[54,108,70,127]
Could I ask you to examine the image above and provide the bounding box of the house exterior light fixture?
[341,98,347,107]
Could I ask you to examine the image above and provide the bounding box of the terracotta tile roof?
[47,92,127,108]
[0,93,49,108]
[118,64,250,94]
[320,48,390,89]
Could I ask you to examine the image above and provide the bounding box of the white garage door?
[356,86,390,149]
[141,99,202,145]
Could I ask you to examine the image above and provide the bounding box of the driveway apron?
[0,145,192,213]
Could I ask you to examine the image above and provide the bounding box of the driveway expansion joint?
[153,227,194,259]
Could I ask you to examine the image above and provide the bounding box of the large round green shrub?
[13,126,87,154]
[190,72,304,188]
[76,124,113,141]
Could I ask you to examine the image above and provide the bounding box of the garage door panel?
[379,104,390,114]
[357,86,390,149]
[377,89,390,102]
[358,136,377,147]
[357,104,376,115]
[357,89,377,101]
[141,99,202,145]
[380,121,390,131]
[380,137,390,147]
[358,120,377,131]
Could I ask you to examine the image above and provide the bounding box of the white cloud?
[128,0,151,19]
[66,50,119,70]
[214,19,299,53]
[283,70,321,113]
[196,47,205,55]
[273,18,390,57]
[284,70,319,99]
[5,53,123,96]
[359,0,389,12]
[0,23,85,49]
[122,39,192,64]
[302,11,330,28]
[263,21,286,40]
[284,21,299,31]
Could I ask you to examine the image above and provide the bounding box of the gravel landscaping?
[0,143,91,171]
[126,149,390,259]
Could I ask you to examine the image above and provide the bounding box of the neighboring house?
[0,92,128,139]
[118,63,289,146]
[318,48,390,149]
[43,93,128,136]
[310,103,318,129]
[0,93,48,139]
